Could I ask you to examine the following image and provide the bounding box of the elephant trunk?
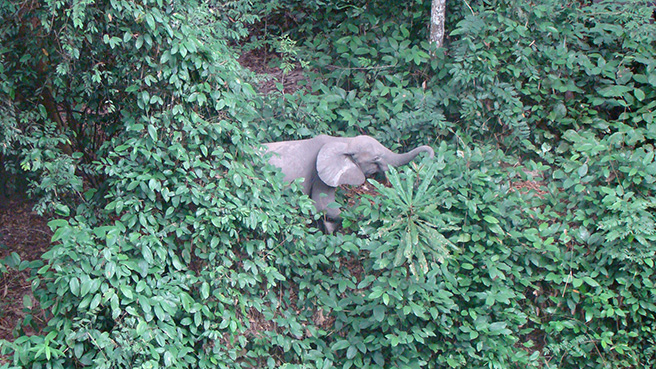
[385,145,434,167]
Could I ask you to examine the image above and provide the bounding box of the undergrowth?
[0,0,655,368]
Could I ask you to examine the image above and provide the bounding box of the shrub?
[1,0,316,367]
[250,1,656,366]
[2,0,655,368]
[2,113,315,368]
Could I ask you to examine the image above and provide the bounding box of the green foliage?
[5,114,314,368]
[1,0,315,368]
[530,125,656,367]
[251,0,656,366]
[354,157,459,277]
[254,0,450,148]
[0,0,256,211]
[333,142,541,368]
[2,0,656,368]
[444,0,656,147]
[17,119,83,214]
[273,34,309,74]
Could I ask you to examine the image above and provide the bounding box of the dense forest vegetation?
[1,0,655,367]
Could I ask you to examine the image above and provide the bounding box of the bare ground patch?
[0,198,51,342]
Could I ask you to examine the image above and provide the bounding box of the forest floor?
[0,197,51,342]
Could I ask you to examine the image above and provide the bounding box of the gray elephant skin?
[264,134,434,233]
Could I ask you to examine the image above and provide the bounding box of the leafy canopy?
[1,0,655,368]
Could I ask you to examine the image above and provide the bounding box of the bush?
[2,0,655,368]
[342,143,527,368]
[3,114,315,368]
[1,0,316,367]
[252,0,452,149]
[247,0,656,367]
[0,0,258,211]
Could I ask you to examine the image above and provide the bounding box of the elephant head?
[264,134,434,233]
[316,135,434,188]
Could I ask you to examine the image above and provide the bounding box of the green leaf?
[416,248,428,273]
[489,322,508,335]
[69,277,80,296]
[200,282,210,300]
[105,262,116,279]
[461,263,474,270]
[346,345,358,359]
[394,242,406,267]
[23,295,32,309]
[163,351,173,366]
[483,215,499,224]
[373,305,386,322]
[80,276,92,297]
[89,293,102,310]
[120,285,134,300]
[649,72,656,87]
[403,231,414,259]
[47,219,70,230]
[135,36,144,49]
[598,84,632,97]
[147,124,158,141]
[142,246,153,263]
[369,288,384,299]
[154,304,167,321]
[583,276,600,287]
[331,339,350,351]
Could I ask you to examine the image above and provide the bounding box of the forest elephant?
[264,134,434,233]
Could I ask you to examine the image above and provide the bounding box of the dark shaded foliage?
[1,0,655,368]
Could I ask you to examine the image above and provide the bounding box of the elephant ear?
[316,142,366,187]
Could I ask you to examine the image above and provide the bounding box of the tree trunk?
[429,0,447,49]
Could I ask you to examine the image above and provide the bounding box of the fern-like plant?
[356,159,459,277]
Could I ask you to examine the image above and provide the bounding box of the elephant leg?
[322,218,340,234]
[311,181,341,233]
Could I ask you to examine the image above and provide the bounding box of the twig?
[462,0,475,15]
